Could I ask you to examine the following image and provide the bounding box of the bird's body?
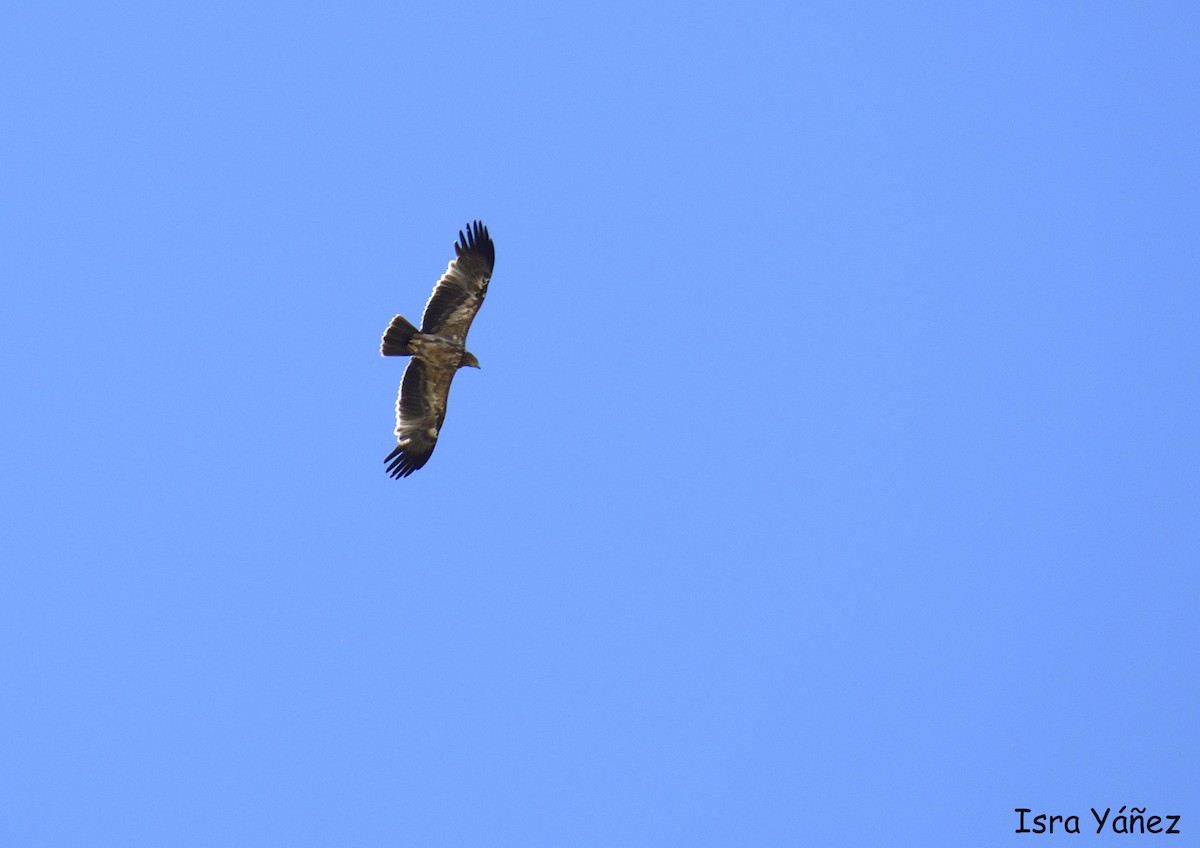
[380,221,494,478]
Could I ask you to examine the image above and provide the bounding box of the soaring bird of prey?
[380,221,494,478]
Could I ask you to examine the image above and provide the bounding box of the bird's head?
[460,351,481,369]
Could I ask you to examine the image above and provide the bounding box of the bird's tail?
[381,315,420,356]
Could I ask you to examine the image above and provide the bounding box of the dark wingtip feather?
[454,219,495,270]
[384,443,427,478]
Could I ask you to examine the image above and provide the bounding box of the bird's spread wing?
[420,221,494,341]
[385,358,453,478]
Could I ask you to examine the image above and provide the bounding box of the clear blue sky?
[2,1,1197,845]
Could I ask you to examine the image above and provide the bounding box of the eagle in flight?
[380,221,494,478]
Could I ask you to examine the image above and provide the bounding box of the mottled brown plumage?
[380,221,494,478]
